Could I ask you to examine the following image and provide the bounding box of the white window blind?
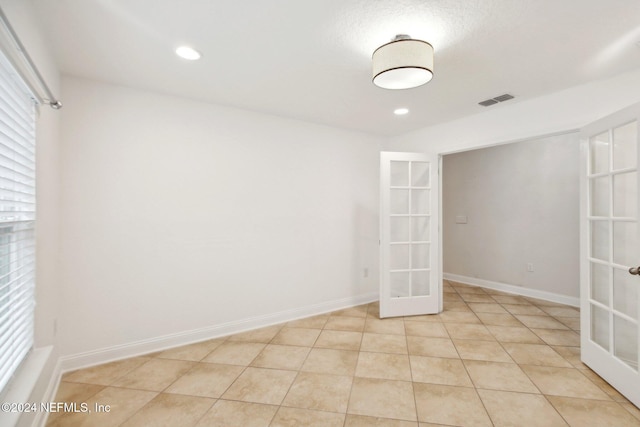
[0,49,36,393]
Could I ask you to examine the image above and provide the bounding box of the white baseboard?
[58,292,378,374]
[443,273,579,307]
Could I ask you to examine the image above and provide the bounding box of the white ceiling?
[32,0,640,136]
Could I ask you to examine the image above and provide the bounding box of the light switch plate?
[455,215,468,224]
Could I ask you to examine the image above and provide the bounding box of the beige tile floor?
[47,281,640,427]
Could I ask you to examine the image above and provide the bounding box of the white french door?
[380,152,441,318]
[580,103,640,407]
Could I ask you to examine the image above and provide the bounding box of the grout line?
[49,291,639,426]
[402,315,421,424]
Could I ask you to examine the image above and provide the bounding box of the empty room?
[1,0,640,426]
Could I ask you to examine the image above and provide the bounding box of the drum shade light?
[372,35,433,90]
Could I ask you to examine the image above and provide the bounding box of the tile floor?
[47,281,640,427]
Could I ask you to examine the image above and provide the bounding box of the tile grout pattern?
[47,280,640,427]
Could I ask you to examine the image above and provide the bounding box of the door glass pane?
[412,244,430,269]
[591,304,610,350]
[614,315,638,371]
[411,162,429,187]
[390,244,409,270]
[613,172,637,218]
[390,272,410,298]
[591,262,609,305]
[613,221,639,266]
[613,121,637,171]
[412,271,430,296]
[390,217,410,242]
[390,161,409,187]
[411,189,429,214]
[590,176,609,217]
[590,131,609,174]
[390,189,409,214]
[591,221,609,261]
[412,216,429,242]
[613,268,638,320]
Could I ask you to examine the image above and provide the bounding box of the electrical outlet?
[527,263,534,272]
[363,268,369,278]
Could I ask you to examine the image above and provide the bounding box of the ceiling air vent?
[478,99,498,107]
[479,93,514,107]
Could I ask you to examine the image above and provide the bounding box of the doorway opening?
[440,132,580,306]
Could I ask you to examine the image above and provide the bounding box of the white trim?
[443,273,579,307]
[29,358,62,427]
[0,346,53,427]
[58,292,377,373]
[438,154,443,313]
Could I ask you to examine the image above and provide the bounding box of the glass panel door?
[380,152,440,318]
[581,103,640,407]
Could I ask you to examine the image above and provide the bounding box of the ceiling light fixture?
[175,46,201,60]
[372,35,434,90]
[394,108,409,115]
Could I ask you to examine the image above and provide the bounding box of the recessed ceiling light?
[394,108,409,115]
[175,46,201,60]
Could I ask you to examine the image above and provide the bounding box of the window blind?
[0,49,36,393]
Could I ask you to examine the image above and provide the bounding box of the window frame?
[0,46,37,395]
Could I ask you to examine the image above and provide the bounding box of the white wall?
[58,76,382,360]
[443,132,579,297]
